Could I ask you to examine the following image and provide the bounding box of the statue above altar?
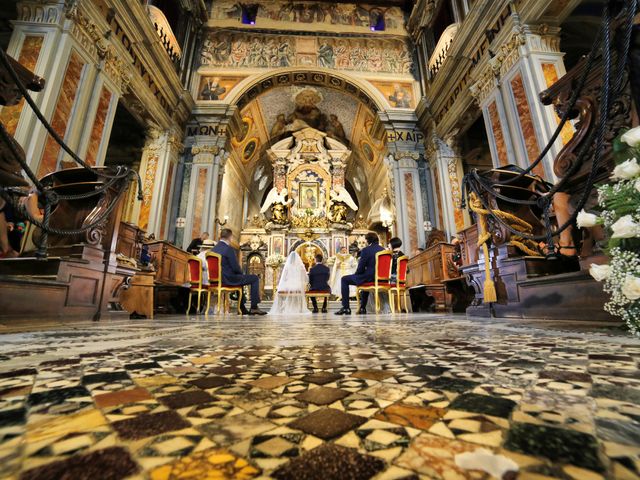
[260,126,358,232]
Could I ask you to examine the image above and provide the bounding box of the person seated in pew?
[388,237,405,285]
[212,228,267,316]
[308,253,331,313]
[187,232,209,254]
[197,239,217,287]
[336,232,384,315]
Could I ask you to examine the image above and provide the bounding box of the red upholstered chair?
[390,255,409,313]
[187,257,208,314]
[356,250,393,313]
[205,252,244,314]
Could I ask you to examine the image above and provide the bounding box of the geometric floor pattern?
[0,312,639,479]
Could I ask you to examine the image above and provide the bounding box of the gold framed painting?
[298,182,319,210]
[242,137,259,162]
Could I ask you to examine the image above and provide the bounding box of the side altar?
[238,128,369,296]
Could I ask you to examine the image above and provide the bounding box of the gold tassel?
[471,193,497,304]
[481,242,497,303]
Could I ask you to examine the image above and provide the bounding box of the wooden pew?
[146,240,190,313]
[407,242,457,311]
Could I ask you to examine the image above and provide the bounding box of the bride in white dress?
[269,251,311,315]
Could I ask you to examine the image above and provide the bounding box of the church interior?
[0,0,639,478]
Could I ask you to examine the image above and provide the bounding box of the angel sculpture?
[260,187,293,225]
[260,187,293,214]
[329,186,358,211]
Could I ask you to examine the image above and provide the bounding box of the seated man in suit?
[308,253,331,313]
[336,232,384,315]
[212,228,267,315]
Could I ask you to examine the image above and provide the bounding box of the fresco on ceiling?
[200,31,414,75]
[209,1,407,35]
[197,75,246,101]
[258,86,358,144]
[370,81,416,108]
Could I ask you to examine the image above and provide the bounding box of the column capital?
[390,151,422,169]
[469,21,563,107]
[16,0,65,25]
[191,144,219,159]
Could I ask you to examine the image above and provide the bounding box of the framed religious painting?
[333,235,347,256]
[271,235,284,256]
[242,138,259,162]
[360,141,375,163]
[298,182,319,211]
[232,116,253,147]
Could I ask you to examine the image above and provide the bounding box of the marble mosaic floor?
[0,312,639,480]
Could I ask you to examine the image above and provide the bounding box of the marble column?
[426,134,454,237]
[181,137,229,249]
[389,151,426,254]
[417,158,436,236]
[133,128,184,237]
[3,1,126,177]
[470,22,571,181]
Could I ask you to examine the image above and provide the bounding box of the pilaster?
[389,151,425,254]
[181,136,228,248]
[470,20,570,180]
[425,132,461,237]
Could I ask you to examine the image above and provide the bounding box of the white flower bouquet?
[587,125,640,334]
[265,254,286,269]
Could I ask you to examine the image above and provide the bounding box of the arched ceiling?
[230,83,387,215]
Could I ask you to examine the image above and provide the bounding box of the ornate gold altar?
[239,127,367,294]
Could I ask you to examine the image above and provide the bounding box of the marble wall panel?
[511,73,544,177]
[541,63,575,145]
[191,168,209,239]
[38,51,85,177]
[433,167,444,231]
[85,86,113,166]
[139,154,159,231]
[159,162,176,239]
[0,36,43,135]
[404,172,418,251]
[487,101,509,167]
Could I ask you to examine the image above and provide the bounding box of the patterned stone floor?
[0,312,639,479]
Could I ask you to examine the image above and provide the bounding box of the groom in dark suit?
[212,228,267,315]
[308,253,331,313]
[336,232,384,315]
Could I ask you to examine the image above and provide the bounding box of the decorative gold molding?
[191,145,220,156]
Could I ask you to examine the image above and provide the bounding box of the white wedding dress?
[269,252,311,315]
